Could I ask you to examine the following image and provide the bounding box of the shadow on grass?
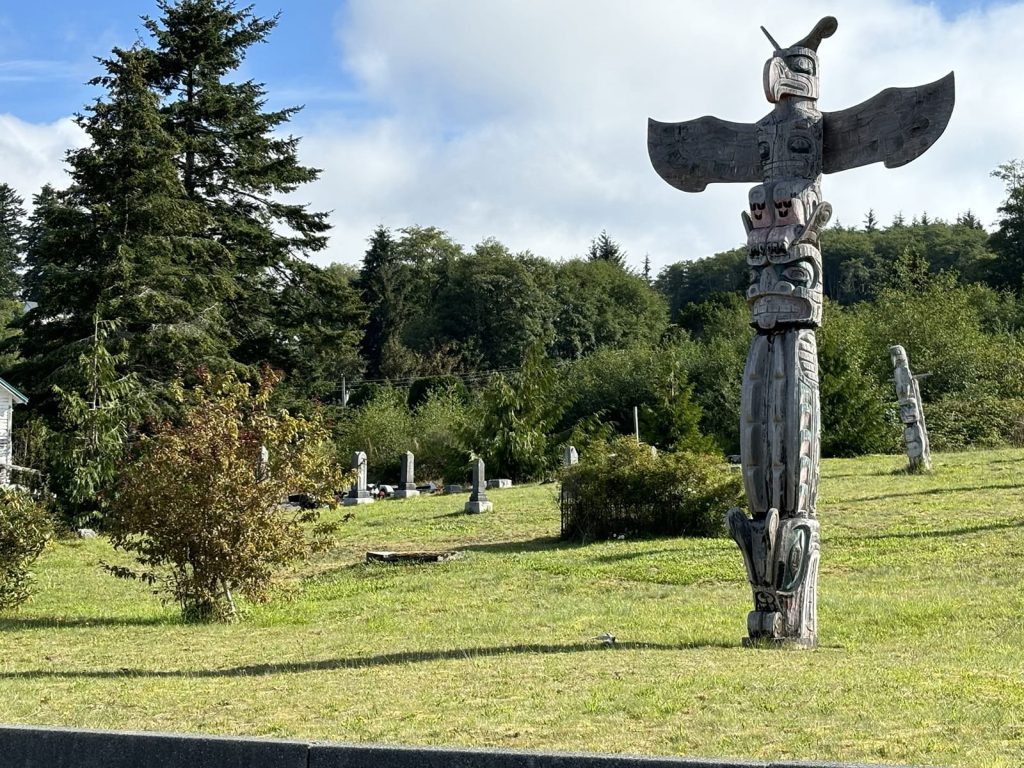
[846,482,1024,503]
[825,469,905,480]
[460,536,579,555]
[0,639,736,680]
[860,518,1024,541]
[0,615,174,631]
[592,548,679,563]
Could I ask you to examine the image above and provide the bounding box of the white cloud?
[294,0,1024,271]
[4,2,1020,275]
[0,114,83,204]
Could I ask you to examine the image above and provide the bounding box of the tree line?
[0,0,1021,521]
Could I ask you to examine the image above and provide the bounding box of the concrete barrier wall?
[0,724,931,768]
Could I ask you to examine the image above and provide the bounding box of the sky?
[0,0,1019,273]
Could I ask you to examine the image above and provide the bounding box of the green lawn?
[1,449,1023,767]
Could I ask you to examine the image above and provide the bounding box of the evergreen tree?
[265,261,366,409]
[989,160,1024,292]
[0,185,25,300]
[586,230,627,269]
[141,0,330,366]
[0,185,26,371]
[890,245,931,291]
[956,209,984,230]
[18,47,233,402]
[642,253,652,285]
[892,211,905,227]
[358,226,406,378]
[863,208,878,232]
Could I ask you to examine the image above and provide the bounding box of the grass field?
[0,448,1022,767]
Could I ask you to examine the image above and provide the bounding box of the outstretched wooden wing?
[822,72,955,174]
[648,116,761,193]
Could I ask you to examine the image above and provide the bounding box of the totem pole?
[648,17,954,647]
[890,345,931,472]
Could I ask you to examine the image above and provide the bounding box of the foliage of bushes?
[560,437,743,541]
[335,384,473,484]
[925,394,1024,451]
[107,371,348,622]
[0,488,52,610]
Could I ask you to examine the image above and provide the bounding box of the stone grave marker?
[342,451,374,506]
[464,458,493,514]
[394,451,421,498]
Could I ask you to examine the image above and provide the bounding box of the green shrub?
[411,388,473,483]
[475,346,566,482]
[560,437,742,541]
[0,488,53,610]
[108,371,349,622]
[925,394,1024,451]
[335,385,416,483]
[407,375,467,409]
[818,304,899,457]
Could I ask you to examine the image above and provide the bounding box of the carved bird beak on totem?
[761,17,837,103]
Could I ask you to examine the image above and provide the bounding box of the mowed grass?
[1,449,1023,767]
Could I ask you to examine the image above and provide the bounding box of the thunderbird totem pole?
[648,17,954,647]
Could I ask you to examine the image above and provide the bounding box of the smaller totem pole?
[890,345,931,472]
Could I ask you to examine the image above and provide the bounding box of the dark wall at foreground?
[0,724,936,768]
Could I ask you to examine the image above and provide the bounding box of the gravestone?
[256,445,269,482]
[890,345,931,472]
[394,451,420,498]
[563,445,579,466]
[342,451,374,506]
[464,458,493,514]
[444,484,464,494]
[487,478,513,489]
[648,16,953,648]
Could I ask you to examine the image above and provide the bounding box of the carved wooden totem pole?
[890,345,932,472]
[648,17,954,647]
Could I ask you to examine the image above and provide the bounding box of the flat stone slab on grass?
[365,550,462,564]
[486,479,513,489]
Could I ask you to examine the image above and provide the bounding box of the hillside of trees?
[1,1,1023,523]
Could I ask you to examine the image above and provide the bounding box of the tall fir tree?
[17,47,233,404]
[989,160,1024,292]
[141,0,331,371]
[586,230,627,269]
[0,184,25,300]
[0,184,26,371]
[358,226,407,378]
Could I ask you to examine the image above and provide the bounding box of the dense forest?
[2,0,1024,522]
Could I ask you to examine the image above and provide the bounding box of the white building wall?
[0,392,12,484]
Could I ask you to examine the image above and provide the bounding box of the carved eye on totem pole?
[781,263,814,287]
[787,54,815,75]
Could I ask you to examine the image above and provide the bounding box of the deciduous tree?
[108,369,347,621]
